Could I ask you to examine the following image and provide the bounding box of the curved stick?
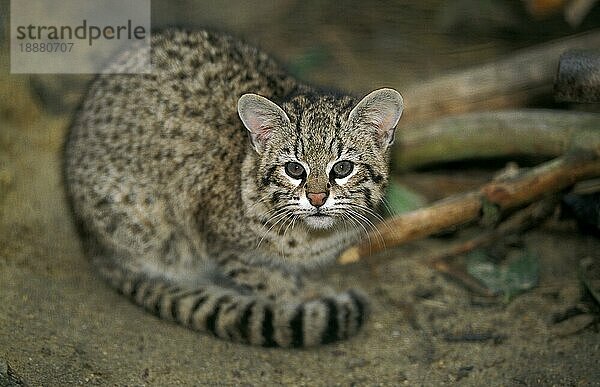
[339,152,600,264]
[400,31,600,124]
[394,110,600,171]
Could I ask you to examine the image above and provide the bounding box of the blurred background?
[2,0,600,114]
[151,0,600,93]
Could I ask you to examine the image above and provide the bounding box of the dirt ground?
[1,1,600,385]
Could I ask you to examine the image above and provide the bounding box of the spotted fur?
[64,29,403,347]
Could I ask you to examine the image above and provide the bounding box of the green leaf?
[467,249,539,301]
[385,180,426,216]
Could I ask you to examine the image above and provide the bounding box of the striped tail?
[99,265,369,347]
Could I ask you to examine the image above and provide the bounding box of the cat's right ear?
[238,94,290,153]
[348,88,403,148]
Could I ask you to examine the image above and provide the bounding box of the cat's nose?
[307,192,328,207]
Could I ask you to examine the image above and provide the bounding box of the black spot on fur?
[290,305,304,347]
[348,290,365,329]
[165,48,183,61]
[190,58,201,68]
[362,164,383,184]
[261,305,277,347]
[94,197,111,208]
[170,289,204,321]
[262,165,278,187]
[238,302,255,343]
[362,187,373,208]
[206,296,231,337]
[321,298,339,344]
[226,268,249,278]
[187,295,209,326]
[341,300,351,339]
[270,191,286,205]
[153,286,180,316]
[128,277,144,298]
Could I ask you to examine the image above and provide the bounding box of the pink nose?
[307,192,328,207]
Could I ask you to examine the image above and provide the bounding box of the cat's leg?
[215,251,307,300]
[86,209,368,348]
[92,243,369,347]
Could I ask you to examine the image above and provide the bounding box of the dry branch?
[338,152,600,264]
[400,30,600,125]
[427,197,559,296]
[394,110,600,171]
[340,33,600,265]
[427,197,559,265]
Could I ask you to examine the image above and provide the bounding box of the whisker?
[349,203,385,222]
[341,211,372,250]
[380,197,395,217]
[346,208,385,250]
[336,200,393,236]
[279,213,300,258]
[255,202,298,224]
[336,200,383,216]
[275,213,296,258]
[245,192,278,214]
[256,209,293,249]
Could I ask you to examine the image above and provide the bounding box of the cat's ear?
[348,88,403,148]
[238,94,290,153]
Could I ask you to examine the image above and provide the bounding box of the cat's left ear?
[238,94,290,153]
[348,88,404,148]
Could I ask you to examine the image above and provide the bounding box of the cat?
[64,29,403,347]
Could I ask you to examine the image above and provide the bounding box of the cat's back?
[68,29,296,156]
[66,29,297,196]
[64,29,300,234]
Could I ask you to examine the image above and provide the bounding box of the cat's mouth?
[304,212,335,229]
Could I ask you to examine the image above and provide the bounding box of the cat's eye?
[331,160,354,179]
[284,161,306,179]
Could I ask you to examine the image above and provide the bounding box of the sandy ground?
[2,2,600,385]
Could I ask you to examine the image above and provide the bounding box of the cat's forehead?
[283,93,356,119]
[277,93,357,162]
